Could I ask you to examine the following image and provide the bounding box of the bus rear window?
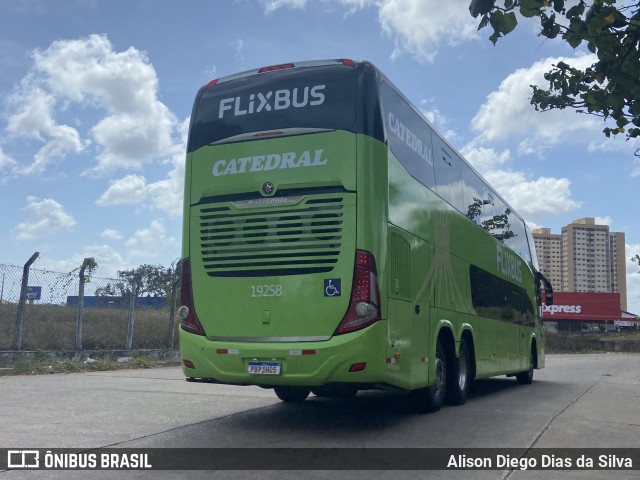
[188,66,358,152]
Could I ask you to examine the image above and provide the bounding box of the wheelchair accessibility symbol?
[324,279,341,297]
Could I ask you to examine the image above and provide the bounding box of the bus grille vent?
[199,197,344,277]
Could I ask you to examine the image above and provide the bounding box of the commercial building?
[532,218,627,311]
[531,228,562,295]
[542,292,637,332]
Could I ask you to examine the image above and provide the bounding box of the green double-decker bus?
[179,59,553,412]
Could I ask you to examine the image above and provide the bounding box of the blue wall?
[66,296,168,308]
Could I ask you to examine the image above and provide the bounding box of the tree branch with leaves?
[469,0,640,155]
[95,264,179,300]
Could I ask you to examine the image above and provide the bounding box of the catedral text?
[387,112,434,166]
[212,149,327,176]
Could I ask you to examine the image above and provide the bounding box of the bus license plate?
[248,362,281,375]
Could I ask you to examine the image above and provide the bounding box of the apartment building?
[531,228,563,294]
[532,218,627,311]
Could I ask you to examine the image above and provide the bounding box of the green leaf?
[502,12,518,34]
[567,34,582,48]
[609,93,625,110]
[540,13,560,38]
[520,0,543,10]
[552,0,564,13]
[490,10,518,35]
[616,116,630,128]
[469,0,495,18]
[520,7,540,18]
[566,4,585,19]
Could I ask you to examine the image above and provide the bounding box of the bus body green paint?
[179,60,547,398]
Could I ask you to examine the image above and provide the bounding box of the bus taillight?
[178,258,206,336]
[258,63,295,73]
[335,250,381,335]
[204,78,218,89]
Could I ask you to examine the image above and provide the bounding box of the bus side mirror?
[535,271,554,306]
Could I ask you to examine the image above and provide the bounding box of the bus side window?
[462,163,489,227]
[504,215,531,265]
[434,147,464,212]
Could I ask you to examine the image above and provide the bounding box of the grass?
[602,330,640,341]
[0,356,180,376]
[545,330,640,354]
[0,302,178,350]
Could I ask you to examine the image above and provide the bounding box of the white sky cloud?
[260,0,478,62]
[4,34,178,176]
[421,104,459,143]
[96,174,149,206]
[125,219,179,261]
[377,0,478,62]
[461,145,511,173]
[0,145,17,172]
[595,216,613,227]
[231,39,244,61]
[482,170,580,221]
[6,88,86,174]
[95,117,188,216]
[461,143,580,222]
[100,228,123,240]
[262,0,308,14]
[471,54,600,153]
[40,244,126,277]
[12,196,76,241]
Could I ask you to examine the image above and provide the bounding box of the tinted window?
[483,194,512,242]
[504,213,532,265]
[380,83,436,190]
[461,163,489,227]
[433,145,465,212]
[525,226,540,270]
[470,265,534,325]
[188,66,358,152]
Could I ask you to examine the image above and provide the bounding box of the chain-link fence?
[0,255,179,353]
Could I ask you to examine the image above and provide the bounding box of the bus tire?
[274,386,311,403]
[516,347,535,385]
[409,340,446,413]
[447,337,471,405]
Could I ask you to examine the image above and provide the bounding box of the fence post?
[126,281,137,350]
[13,252,39,351]
[75,258,92,352]
[168,277,179,349]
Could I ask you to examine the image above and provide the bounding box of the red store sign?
[542,292,622,322]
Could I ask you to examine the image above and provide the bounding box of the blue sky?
[1,0,639,312]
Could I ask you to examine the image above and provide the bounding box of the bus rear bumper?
[179,321,388,388]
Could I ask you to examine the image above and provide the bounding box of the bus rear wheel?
[447,337,471,405]
[409,340,446,413]
[274,386,311,403]
[516,348,535,385]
